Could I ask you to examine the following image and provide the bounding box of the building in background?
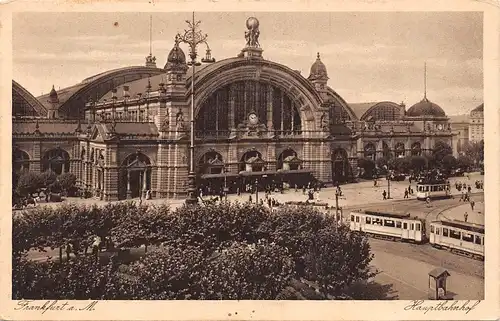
[469,103,484,143]
[449,114,469,155]
[12,16,457,201]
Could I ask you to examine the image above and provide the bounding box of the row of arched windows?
[198,148,302,174]
[364,142,423,160]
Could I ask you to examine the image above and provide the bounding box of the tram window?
[426,186,429,192]
[403,222,408,229]
[355,216,359,223]
[435,227,440,235]
[384,220,395,227]
[350,215,354,222]
[462,233,473,243]
[396,221,402,228]
[443,228,449,237]
[416,223,421,231]
[366,217,371,224]
[430,225,434,233]
[474,235,482,245]
[410,223,414,230]
[449,229,461,240]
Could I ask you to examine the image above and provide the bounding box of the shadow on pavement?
[345,280,399,300]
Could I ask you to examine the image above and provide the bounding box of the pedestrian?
[267,198,272,208]
[374,179,377,187]
[468,185,472,193]
[404,189,409,199]
[249,194,252,203]
[382,190,387,200]
[471,200,475,211]
[295,184,298,192]
[464,212,468,222]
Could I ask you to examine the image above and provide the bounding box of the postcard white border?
[0,0,498,320]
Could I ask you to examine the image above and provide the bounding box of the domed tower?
[164,35,188,85]
[308,53,329,94]
[47,85,59,119]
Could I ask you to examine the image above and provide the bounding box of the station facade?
[12,17,456,201]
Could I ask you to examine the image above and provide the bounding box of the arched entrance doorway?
[42,148,70,174]
[13,148,30,173]
[332,148,349,184]
[411,142,422,156]
[119,152,152,200]
[239,150,265,172]
[277,148,301,171]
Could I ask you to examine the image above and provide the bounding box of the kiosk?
[428,267,451,300]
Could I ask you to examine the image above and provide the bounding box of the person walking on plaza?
[470,200,475,211]
[248,194,252,203]
[464,212,468,222]
[374,179,377,187]
[404,188,409,199]
[382,190,387,200]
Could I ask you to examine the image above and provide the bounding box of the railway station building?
[12,17,456,201]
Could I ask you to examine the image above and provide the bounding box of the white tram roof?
[353,210,411,219]
[432,220,485,234]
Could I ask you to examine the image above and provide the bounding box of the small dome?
[308,52,328,82]
[48,85,59,106]
[406,97,446,117]
[164,36,186,69]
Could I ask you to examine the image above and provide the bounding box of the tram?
[429,220,484,260]
[349,210,426,243]
[416,181,451,200]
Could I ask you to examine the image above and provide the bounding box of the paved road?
[368,238,484,300]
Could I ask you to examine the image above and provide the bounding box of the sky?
[13,12,483,115]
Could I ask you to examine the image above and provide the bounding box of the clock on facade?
[248,112,259,125]
[437,124,443,131]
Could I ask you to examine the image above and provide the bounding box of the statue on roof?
[245,17,261,48]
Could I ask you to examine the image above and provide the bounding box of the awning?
[201,173,239,179]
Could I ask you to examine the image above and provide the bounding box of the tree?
[457,155,473,169]
[409,155,427,173]
[57,172,77,196]
[304,225,374,298]
[441,155,457,170]
[393,157,410,173]
[432,141,453,164]
[357,157,376,178]
[15,171,42,197]
[39,170,57,190]
[462,140,484,166]
[203,241,294,300]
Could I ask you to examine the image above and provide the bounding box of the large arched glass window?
[196,81,301,137]
[42,148,70,174]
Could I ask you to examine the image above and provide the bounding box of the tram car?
[429,220,484,260]
[349,210,426,243]
[416,181,451,200]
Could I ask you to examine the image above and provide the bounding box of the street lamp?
[386,171,392,200]
[223,166,228,201]
[255,178,259,204]
[177,12,216,205]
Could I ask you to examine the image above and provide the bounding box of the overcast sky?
[13,12,482,115]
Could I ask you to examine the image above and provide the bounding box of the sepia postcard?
[0,0,499,320]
